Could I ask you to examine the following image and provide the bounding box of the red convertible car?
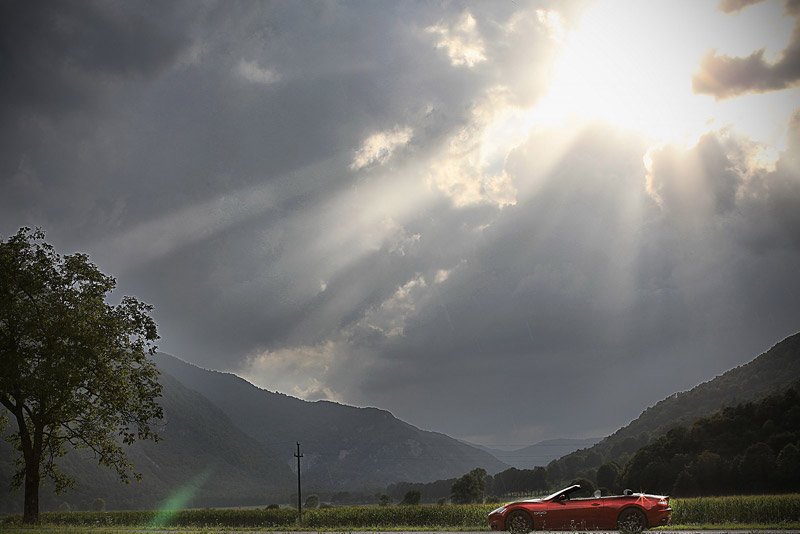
[487,484,671,532]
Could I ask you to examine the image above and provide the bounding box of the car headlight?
[489,505,507,515]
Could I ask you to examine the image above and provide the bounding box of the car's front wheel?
[506,510,533,534]
[617,507,647,533]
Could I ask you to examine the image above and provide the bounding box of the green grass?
[1,494,799,531]
[671,494,800,524]
[0,505,498,530]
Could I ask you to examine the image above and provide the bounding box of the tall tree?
[0,228,163,523]
[451,468,487,504]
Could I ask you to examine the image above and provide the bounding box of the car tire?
[617,507,647,533]
[506,510,533,534]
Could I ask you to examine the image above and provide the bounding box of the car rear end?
[644,494,672,527]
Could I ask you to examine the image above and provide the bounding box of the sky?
[2,0,799,448]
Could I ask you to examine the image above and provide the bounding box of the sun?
[534,1,718,144]
[530,0,800,151]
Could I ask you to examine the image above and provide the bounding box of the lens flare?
[149,467,215,528]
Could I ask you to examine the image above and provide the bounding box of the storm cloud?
[693,0,800,98]
[2,0,799,448]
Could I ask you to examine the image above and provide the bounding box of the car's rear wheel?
[617,507,647,533]
[506,510,533,534]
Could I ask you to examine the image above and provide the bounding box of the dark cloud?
[0,0,196,120]
[331,121,800,443]
[693,0,800,98]
[646,132,743,216]
[718,0,767,13]
[1,1,799,447]
[733,111,800,251]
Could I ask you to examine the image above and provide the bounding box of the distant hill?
[472,438,602,469]
[0,372,293,514]
[155,353,509,489]
[547,332,800,484]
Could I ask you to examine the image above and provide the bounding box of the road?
[3,531,799,534]
[246,532,800,534]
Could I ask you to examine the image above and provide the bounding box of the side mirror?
[623,489,633,496]
[593,490,601,498]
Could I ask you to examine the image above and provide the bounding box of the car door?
[544,498,600,530]
[595,497,619,529]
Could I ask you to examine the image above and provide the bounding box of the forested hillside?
[389,379,800,500]
[622,382,800,495]
[545,332,800,485]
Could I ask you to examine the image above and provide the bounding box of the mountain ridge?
[469,437,603,469]
[154,352,509,489]
[546,331,800,483]
[3,332,797,513]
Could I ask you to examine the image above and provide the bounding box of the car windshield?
[543,486,578,501]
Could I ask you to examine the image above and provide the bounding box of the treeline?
[387,466,549,502]
[621,384,800,496]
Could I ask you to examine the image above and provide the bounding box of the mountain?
[623,380,800,495]
[155,353,509,489]
[0,371,294,514]
[546,331,800,484]
[472,438,602,469]
[1,352,507,513]
[3,331,797,513]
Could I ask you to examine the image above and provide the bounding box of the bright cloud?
[358,275,428,338]
[241,341,340,401]
[534,9,566,42]
[350,126,413,170]
[428,89,519,208]
[426,11,487,68]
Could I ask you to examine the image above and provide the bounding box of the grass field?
[0,494,798,531]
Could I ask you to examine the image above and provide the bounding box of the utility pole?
[294,442,303,522]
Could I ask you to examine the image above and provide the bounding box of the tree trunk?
[22,461,40,524]
[18,413,42,525]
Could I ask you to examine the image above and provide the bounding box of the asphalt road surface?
[77,530,799,534]
[4,531,799,534]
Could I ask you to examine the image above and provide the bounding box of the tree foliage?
[0,228,163,523]
[596,462,620,493]
[400,490,421,505]
[489,466,549,496]
[388,466,550,503]
[450,468,487,504]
